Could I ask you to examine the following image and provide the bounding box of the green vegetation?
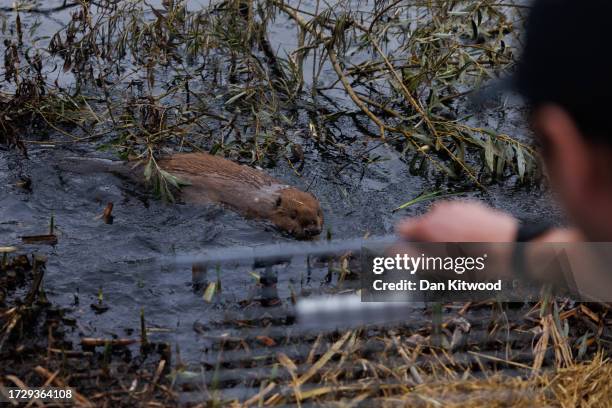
[2,0,537,200]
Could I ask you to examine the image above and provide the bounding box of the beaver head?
[271,188,323,239]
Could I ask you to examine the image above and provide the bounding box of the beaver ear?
[276,196,282,207]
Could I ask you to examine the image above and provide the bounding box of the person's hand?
[396,200,519,242]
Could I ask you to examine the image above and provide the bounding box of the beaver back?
[158,152,286,218]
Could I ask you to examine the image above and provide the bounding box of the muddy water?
[0,0,562,364]
[0,140,562,362]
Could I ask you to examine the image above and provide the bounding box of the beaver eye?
[276,197,282,207]
[291,211,298,219]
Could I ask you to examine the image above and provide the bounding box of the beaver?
[157,153,323,239]
[63,152,324,240]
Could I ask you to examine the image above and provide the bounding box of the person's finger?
[396,217,426,240]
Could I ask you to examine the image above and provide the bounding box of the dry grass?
[374,355,612,408]
[178,299,612,406]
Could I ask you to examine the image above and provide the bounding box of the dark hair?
[515,0,612,144]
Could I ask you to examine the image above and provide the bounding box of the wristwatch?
[513,221,553,280]
[515,222,554,243]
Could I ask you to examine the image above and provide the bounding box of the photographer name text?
[373,279,503,292]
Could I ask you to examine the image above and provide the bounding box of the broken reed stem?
[141,307,148,347]
[33,366,93,407]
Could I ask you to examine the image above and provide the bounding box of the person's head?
[516,0,612,240]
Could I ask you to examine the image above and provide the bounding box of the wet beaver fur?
[157,153,323,239]
[63,152,324,239]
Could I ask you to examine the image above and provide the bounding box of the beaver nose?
[304,226,322,238]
